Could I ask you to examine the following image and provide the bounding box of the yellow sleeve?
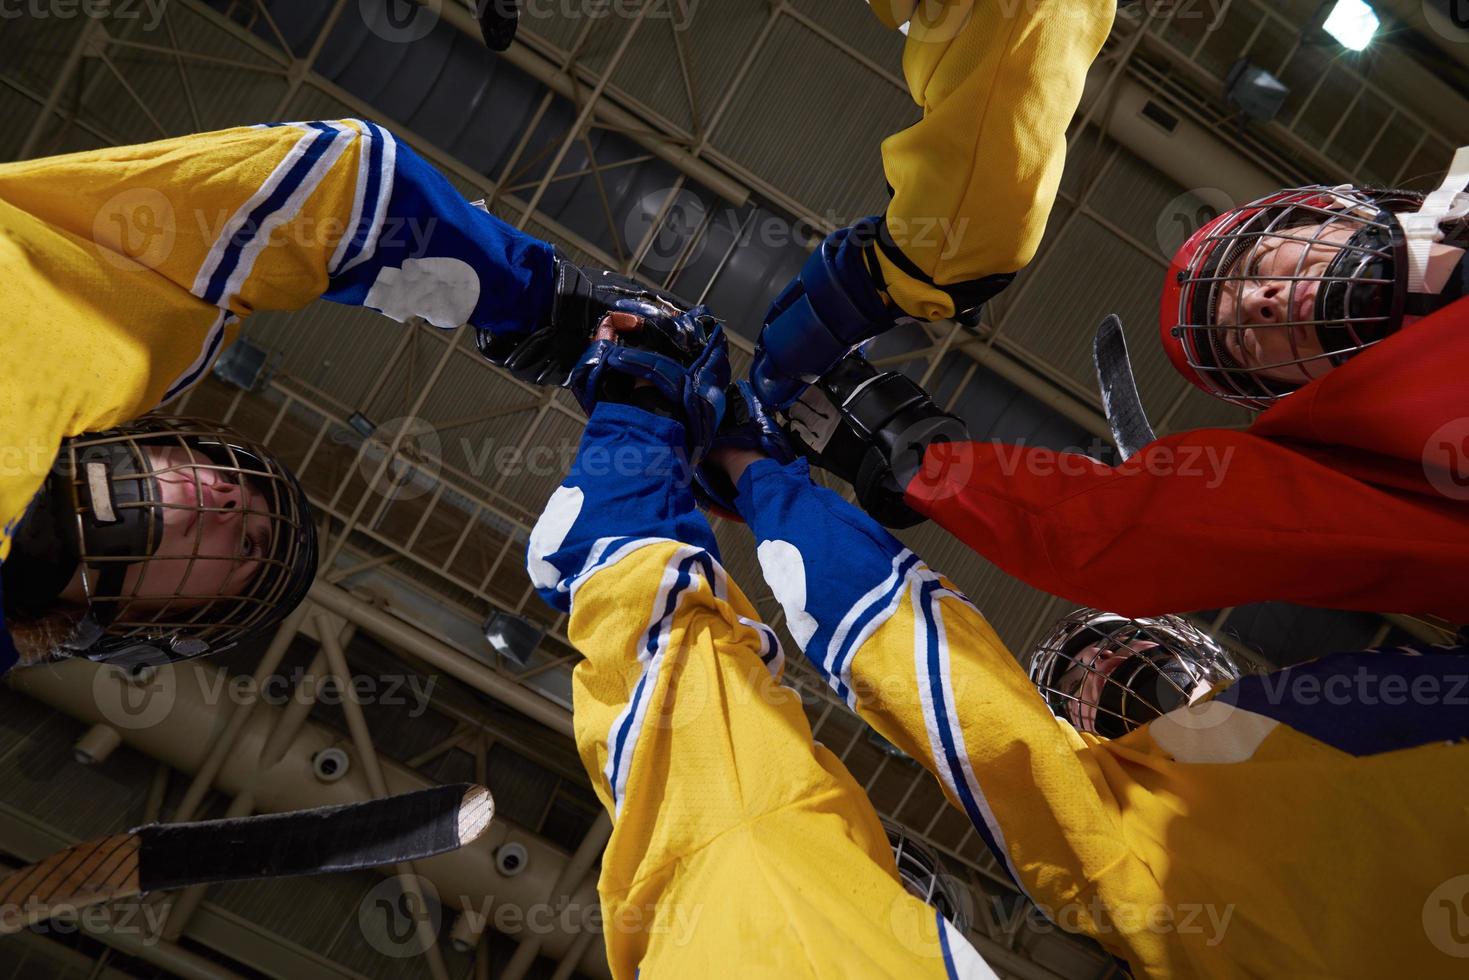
[873,0,1115,319]
[526,404,998,975]
[0,122,365,562]
[0,120,370,317]
[838,566,1174,969]
[737,459,1167,970]
[0,120,555,562]
[563,541,1002,977]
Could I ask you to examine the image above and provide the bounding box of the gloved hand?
[693,380,797,517]
[750,217,900,412]
[568,305,730,464]
[785,354,969,529]
[477,256,691,387]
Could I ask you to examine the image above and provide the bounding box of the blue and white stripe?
[912,570,1030,897]
[191,121,357,308]
[603,546,713,816]
[327,118,396,277]
[822,548,920,707]
[562,535,673,603]
[156,307,237,405]
[739,615,786,679]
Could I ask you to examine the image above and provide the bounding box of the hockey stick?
[477,0,520,51]
[0,783,493,935]
[1093,315,1157,461]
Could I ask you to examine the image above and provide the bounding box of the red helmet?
[1159,185,1411,409]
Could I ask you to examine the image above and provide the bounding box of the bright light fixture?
[1323,0,1379,51]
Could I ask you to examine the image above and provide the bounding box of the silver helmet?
[883,821,972,935]
[1027,609,1240,738]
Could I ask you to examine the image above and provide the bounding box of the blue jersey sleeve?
[307,119,557,336]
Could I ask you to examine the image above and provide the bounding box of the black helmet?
[3,416,317,668]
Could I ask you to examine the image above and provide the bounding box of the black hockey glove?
[785,354,969,529]
[476,257,691,387]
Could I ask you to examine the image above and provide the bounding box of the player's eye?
[242,531,267,559]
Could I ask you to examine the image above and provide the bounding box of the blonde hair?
[8,613,79,667]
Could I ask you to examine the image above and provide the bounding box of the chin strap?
[1401,145,1469,295]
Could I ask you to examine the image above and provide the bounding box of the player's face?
[1211,220,1357,383]
[1058,638,1162,733]
[120,446,273,607]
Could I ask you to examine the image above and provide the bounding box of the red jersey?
[904,297,1469,622]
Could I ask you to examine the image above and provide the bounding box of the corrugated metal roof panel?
[709,16,912,221]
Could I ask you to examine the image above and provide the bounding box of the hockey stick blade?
[0,783,493,935]
[477,0,520,51]
[1093,315,1156,461]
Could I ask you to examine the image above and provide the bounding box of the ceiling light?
[1322,0,1379,51]
[1225,60,1291,123]
[483,610,544,668]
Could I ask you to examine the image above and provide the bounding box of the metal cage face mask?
[1162,186,1408,410]
[4,416,317,666]
[1027,610,1241,739]
[882,821,972,935]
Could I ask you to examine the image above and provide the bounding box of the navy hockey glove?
[568,306,730,463]
[750,217,898,412]
[694,380,798,517]
[477,257,691,387]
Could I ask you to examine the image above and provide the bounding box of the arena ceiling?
[0,2,1463,979]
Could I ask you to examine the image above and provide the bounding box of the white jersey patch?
[757,539,818,649]
[364,256,480,329]
[528,485,584,590]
